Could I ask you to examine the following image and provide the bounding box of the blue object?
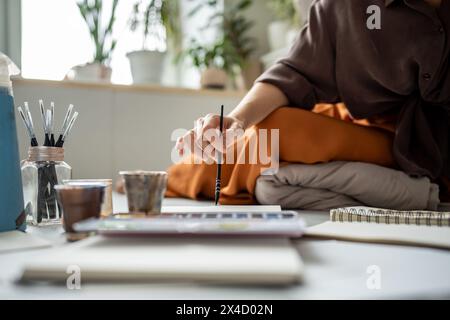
[0,53,25,232]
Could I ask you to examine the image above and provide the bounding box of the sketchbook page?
[20,235,303,284]
[305,221,450,249]
[161,205,282,213]
[0,231,52,254]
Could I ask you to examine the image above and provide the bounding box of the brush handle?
[39,100,47,133]
[50,102,55,134]
[18,107,33,139]
[55,135,64,148]
[214,105,224,205]
[61,111,78,144]
[60,104,73,135]
[44,134,51,147]
[214,177,221,205]
[31,137,39,147]
[18,107,39,146]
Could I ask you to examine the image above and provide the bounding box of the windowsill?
[12,77,247,98]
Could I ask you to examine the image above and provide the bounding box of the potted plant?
[71,0,119,82]
[127,0,181,84]
[184,39,233,89]
[186,0,256,89]
[267,0,299,51]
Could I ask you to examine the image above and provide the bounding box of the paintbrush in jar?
[55,104,73,148]
[39,100,51,147]
[55,111,78,147]
[17,106,38,147]
[50,102,55,146]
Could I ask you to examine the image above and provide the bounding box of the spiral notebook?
[330,206,450,227]
[305,206,450,250]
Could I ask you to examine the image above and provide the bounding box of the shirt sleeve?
[256,0,339,109]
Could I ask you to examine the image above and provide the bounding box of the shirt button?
[422,73,431,80]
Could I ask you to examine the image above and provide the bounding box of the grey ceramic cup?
[54,184,105,241]
[119,171,168,215]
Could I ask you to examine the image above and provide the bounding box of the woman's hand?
[175,114,245,160]
[175,82,289,161]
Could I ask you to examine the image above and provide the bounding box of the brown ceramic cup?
[119,171,168,215]
[63,179,113,217]
[54,184,105,240]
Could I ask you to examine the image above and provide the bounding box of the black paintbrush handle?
[55,135,64,148]
[31,137,38,147]
[46,164,58,219]
[37,167,46,223]
[44,134,51,147]
[50,134,55,147]
[214,178,221,205]
[214,105,224,205]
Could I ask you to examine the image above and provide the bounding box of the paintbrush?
[46,110,52,145]
[23,102,33,128]
[39,100,51,146]
[50,102,55,146]
[55,111,78,147]
[23,103,39,146]
[214,105,224,206]
[17,107,38,147]
[55,104,73,147]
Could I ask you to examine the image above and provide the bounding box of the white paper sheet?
[0,231,52,254]
[305,221,450,249]
[161,205,281,213]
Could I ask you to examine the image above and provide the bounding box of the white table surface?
[1,193,450,300]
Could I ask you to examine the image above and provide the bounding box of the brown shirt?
[257,0,450,180]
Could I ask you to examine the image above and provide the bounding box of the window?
[21,0,219,87]
[22,0,138,84]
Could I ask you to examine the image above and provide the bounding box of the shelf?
[12,77,247,99]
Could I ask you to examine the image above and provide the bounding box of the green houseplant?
[127,0,181,84]
[185,0,256,89]
[72,0,119,82]
[184,38,240,89]
[267,0,298,26]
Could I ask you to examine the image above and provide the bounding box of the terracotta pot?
[200,67,228,89]
[70,62,112,83]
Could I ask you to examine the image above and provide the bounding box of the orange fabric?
[166,104,396,204]
[311,103,397,132]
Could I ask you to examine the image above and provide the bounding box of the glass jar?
[21,147,72,225]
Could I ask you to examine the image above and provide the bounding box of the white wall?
[13,79,243,182]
